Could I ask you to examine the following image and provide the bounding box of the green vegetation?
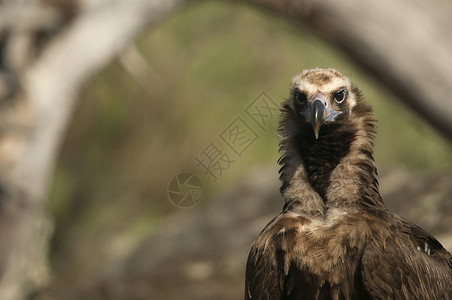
[47,0,452,282]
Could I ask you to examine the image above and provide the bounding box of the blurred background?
[1,0,452,299]
[48,1,452,298]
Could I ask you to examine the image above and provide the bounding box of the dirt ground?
[35,167,452,300]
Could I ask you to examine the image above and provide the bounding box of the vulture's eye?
[333,89,347,104]
[294,90,307,105]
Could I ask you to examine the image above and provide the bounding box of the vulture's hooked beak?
[302,94,342,139]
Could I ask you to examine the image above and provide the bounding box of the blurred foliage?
[47,0,452,286]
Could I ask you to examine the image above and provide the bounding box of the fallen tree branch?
[247,0,452,139]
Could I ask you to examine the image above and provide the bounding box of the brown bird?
[244,68,452,299]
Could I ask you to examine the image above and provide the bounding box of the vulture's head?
[280,68,374,142]
[279,68,377,199]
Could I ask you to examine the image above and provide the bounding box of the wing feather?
[245,215,286,300]
[361,216,452,299]
[244,213,310,300]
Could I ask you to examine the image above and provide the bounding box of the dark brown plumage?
[244,68,452,299]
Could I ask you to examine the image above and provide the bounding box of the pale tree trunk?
[0,0,451,298]
[0,0,188,298]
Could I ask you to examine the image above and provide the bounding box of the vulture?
[244,68,452,299]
